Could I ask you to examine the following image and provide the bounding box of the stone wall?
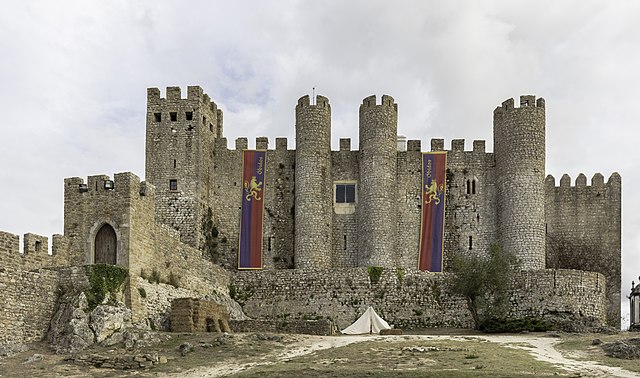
[0,231,70,271]
[0,268,59,353]
[212,138,296,270]
[170,298,230,332]
[426,139,497,270]
[232,268,605,330]
[230,319,334,336]
[331,143,359,268]
[545,173,622,327]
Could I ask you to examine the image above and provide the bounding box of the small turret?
[358,95,398,267]
[494,95,546,270]
[294,94,333,269]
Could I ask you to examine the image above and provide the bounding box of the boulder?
[602,339,640,359]
[89,302,132,344]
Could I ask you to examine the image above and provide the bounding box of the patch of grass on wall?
[367,266,384,284]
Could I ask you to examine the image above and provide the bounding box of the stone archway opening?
[94,223,117,265]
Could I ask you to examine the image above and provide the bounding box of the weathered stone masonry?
[0,86,623,351]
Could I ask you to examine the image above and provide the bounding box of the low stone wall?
[232,268,606,330]
[230,319,334,336]
[170,298,230,333]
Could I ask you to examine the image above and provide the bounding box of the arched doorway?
[94,224,117,265]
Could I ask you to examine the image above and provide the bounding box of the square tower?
[145,86,223,248]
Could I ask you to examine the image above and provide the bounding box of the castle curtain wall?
[545,173,622,328]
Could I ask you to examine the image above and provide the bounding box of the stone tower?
[145,86,223,248]
[358,95,398,267]
[294,95,333,268]
[493,95,546,270]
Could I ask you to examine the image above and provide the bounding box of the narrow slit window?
[173,159,177,168]
[170,112,177,122]
[169,179,178,191]
[185,111,193,121]
[469,236,473,250]
[343,235,347,250]
[268,236,272,252]
[154,113,161,122]
[466,179,471,194]
[472,179,477,194]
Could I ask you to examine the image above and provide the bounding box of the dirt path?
[177,334,640,377]
[476,334,640,378]
[178,335,372,377]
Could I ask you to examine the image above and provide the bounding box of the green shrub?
[168,271,180,288]
[151,269,161,284]
[367,266,384,284]
[479,317,554,333]
[84,264,129,310]
[138,287,147,298]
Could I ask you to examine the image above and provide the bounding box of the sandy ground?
[177,334,640,378]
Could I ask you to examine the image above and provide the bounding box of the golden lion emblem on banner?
[244,176,263,202]
[425,179,443,205]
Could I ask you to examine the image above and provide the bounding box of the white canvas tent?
[341,306,391,335]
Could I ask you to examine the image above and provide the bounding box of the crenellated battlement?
[147,86,219,114]
[407,140,421,152]
[494,95,545,117]
[360,94,397,111]
[545,172,621,189]
[296,94,330,109]
[0,231,70,270]
[429,138,487,154]
[64,172,155,199]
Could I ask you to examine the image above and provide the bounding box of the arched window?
[95,224,117,265]
[466,179,471,194]
[472,179,477,194]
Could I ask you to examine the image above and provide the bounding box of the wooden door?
[94,224,117,265]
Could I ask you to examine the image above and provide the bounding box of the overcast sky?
[0,1,638,325]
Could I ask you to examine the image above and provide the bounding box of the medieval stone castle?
[0,86,622,352]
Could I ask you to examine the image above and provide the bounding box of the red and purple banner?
[418,152,447,272]
[238,150,266,269]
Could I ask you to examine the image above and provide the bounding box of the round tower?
[358,95,398,268]
[493,95,546,270]
[294,94,332,269]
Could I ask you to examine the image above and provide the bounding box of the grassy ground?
[555,332,640,374]
[234,338,564,377]
[1,331,638,377]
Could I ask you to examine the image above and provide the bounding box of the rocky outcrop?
[48,291,133,353]
[48,292,94,354]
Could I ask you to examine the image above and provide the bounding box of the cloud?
[0,0,637,326]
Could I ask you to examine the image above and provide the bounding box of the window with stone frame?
[169,179,178,191]
[335,183,356,203]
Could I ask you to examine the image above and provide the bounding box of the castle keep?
[0,86,622,351]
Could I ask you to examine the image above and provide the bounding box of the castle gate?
[94,224,117,264]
